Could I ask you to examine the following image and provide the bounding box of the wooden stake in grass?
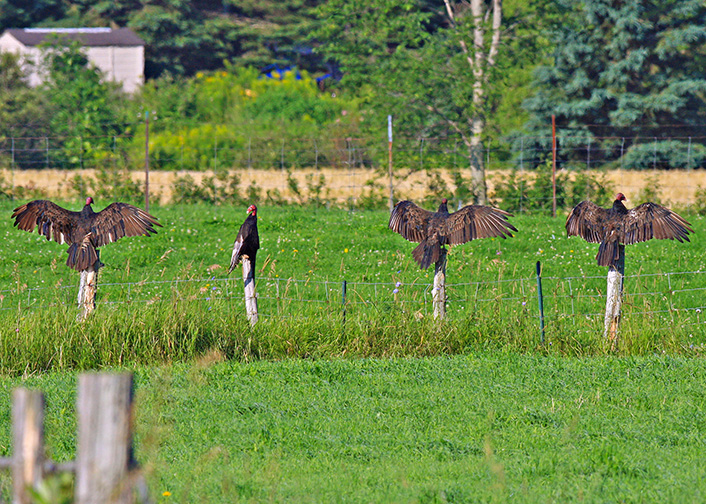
[603,245,625,349]
[432,248,447,320]
[11,389,45,504]
[242,257,258,326]
[75,373,137,504]
[77,253,103,321]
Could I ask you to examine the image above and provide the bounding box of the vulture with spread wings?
[228,204,259,274]
[11,197,162,271]
[389,198,517,269]
[566,193,693,267]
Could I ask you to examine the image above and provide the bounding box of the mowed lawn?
[0,355,705,503]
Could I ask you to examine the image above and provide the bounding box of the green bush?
[492,161,613,214]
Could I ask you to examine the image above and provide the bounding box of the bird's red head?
[85,196,94,206]
[441,198,448,204]
[615,193,626,202]
[247,204,257,216]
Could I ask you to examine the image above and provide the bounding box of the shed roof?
[4,27,145,47]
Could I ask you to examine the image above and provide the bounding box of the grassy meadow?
[2,200,706,372]
[1,199,706,502]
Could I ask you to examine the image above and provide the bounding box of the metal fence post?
[536,261,545,345]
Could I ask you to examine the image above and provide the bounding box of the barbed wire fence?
[1,131,706,210]
[2,269,706,339]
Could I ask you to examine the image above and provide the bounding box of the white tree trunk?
[443,0,502,205]
[603,245,625,349]
[242,257,258,326]
[432,248,448,320]
[77,254,103,322]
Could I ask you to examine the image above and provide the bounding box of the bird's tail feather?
[597,240,620,267]
[66,242,99,271]
[412,240,440,270]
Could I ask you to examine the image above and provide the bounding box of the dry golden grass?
[2,167,703,206]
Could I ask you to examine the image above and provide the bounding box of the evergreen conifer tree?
[523,0,706,170]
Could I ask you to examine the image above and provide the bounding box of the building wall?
[0,33,144,93]
[85,45,144,93]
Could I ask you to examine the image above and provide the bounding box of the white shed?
[0,27,145,93]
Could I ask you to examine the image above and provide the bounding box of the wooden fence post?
[603,245,625,350]
[11,389,45,504]
[242,257,258,326]
[432,248,448,320]
[77,254,103,321]
[75,373,136,504]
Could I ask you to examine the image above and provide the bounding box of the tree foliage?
[0,0,327,79]
[39,38,124,167]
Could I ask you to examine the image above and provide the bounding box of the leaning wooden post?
[603,245,625,349]
[432,247,448,320]
[11,389,45,504]
[242,257,258,326]
[77,253,103,321]
[75,373,136,504]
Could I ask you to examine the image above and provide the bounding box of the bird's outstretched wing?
[89,203,162,247]
[623,202,693,244]
[565,201,612,243]
[389,200,434,243]
[11,200,79,244]
[443,205,517,245]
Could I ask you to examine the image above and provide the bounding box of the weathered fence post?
[242,257,258,326]
[75,373,136,504]
[11,389,45,504]
[603,245,625,350]
[77,253,103,321]
[432,248,448,320]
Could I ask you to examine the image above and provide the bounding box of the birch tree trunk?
[443,0,503,205]
[603,245,625,350]
[432,247,448,320]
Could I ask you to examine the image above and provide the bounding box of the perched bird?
[11,197,162,271]
[228,204,259,274]
[389,198,517,269]
[566,192,693,267]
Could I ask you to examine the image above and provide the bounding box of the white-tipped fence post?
[433,248,448,320]
[603,245,625,349]
[77,254,103,321]
[242,257,258,326]
[11,389,45,504]
[75,373,136,504]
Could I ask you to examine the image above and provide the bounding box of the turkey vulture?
[228,204,259,274]
[389,198,517,269]
[11,197,162,271]
[566,193,693,267]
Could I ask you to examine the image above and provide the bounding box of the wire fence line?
[1,133,705,171]
[2,132,706,212]
[3,270,706,330]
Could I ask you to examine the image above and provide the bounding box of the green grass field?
[1,199,706,502]
[1,355,705,503]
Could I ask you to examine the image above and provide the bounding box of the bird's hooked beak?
[247,205,256,215]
